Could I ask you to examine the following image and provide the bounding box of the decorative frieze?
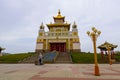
[48,39,66,43]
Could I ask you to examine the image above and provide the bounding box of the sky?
[0,0,120,53]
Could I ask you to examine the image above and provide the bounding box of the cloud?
[0,0,120,53]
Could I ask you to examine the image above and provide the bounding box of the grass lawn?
[71,52,120,63]
[0,51,119,64]
[71,52,109,63]
[0,52,35,63]
[71,52,94,63]
[115,54,120,62]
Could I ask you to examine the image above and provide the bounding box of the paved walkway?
[0,64,120,80]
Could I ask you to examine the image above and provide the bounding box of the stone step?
[19,52,72,63]
[55,61,72,63]
[55,52,72,63]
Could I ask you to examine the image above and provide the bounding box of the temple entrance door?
[50,43,66,52]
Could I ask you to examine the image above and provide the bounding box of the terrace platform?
[0,64,120,80]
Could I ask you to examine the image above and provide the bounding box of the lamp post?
[87,27,101,76]
[106,45,112,65]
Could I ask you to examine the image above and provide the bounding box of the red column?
[101,50,104,59]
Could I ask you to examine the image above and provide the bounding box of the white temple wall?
[73,43,80,49]
[36,43,43,49]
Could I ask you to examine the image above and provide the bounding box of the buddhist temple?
[36,10,81,53]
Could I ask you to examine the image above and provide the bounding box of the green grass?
[115,55,120,62]
[1,51,119,63]
[71,52,94,63]
[71,52,106,63]
[0,52,35,63]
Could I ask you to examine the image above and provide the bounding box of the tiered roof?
[46,10,70,30]
[98,41,118,50]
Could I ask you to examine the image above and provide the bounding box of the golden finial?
[58,9,61,15]
[72,21,77,28]
[41,22,43,26]
[53,9,64,18]
[73,21,76,25]
[40,22,44,29]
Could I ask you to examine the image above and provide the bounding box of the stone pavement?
[0,64,120,80]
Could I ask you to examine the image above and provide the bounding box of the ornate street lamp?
[106,45,112,65]
[87,27,101,76]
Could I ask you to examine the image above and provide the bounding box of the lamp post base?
[95,65,100,76]
[110,60,112,65]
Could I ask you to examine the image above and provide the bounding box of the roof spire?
[53,9,65,21]
[58,9,61,15]
[40,22,44,29]
[73,21,76,25]
[72,21,77,28]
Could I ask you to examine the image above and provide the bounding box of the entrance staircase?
[55,52,72,63]
[43,51,58,63]
[19,52,72,63]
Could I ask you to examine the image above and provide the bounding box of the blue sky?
[0,0,120,53]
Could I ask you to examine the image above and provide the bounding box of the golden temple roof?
[46,9,70,30]
[47,23,70,26]
[53,9,65,19]
[46,23,70,30]
[98,41,118,50]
